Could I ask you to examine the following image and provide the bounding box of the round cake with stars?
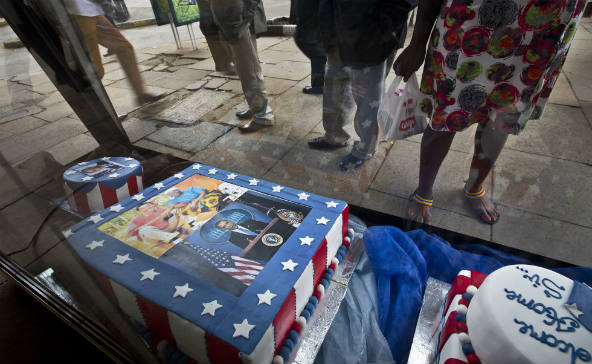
[63,157,143,214]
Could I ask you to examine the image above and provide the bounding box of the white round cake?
[465,265,591,363]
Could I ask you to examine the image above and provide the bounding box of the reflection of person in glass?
[63,0,161,105]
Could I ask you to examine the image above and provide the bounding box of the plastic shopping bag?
[377,73,428,141]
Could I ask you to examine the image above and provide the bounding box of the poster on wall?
[168,0,200,26]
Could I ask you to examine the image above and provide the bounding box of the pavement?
[1,8,592,363]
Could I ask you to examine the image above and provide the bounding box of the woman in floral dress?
[394,0,587,224]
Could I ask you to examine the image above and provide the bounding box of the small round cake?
[63,157,143,213]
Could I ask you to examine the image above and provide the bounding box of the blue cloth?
[167,187,205,205]
[362,226,592,364]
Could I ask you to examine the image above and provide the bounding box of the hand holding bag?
[377,73,428,141]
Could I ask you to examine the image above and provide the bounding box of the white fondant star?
[113,254,132,265]
[131,193,144,201]
[325,201,339,208]
[362,119,373,128]
[65,170,76,176]
[202,300,222,316]
[88,214,103,224]
[208,168,218,175]
[319,156,330,166]
[257,290,277,306]
[154,182,165,190]
[192,164,202,170]
[101,157,110,161]
[299,236,314,246]
[233,319,255,339]
[86,240,104,250]
[565,302,584,318]
[227,173,237,180]
[363,67,371,74]
[62,229,73,238]
[249,179,259,186]
[109,204,123,212]
[272,185,284,193]
[298,192,310,200]
[82,176,93,181]
[369,99,380,108]
[174,173,184,179]
[124,157,134,161]
[140,268,160,281]
[281,259,299,271]
[108,173,120,178]
[127,163,138,168]
[77,161,89,165]
[173,283,193,298]
[316,217,330,225]
[295,152,304,162]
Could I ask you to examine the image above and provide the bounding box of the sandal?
[464,186,500,225]
[407,192,433,224]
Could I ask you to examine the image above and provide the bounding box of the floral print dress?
[419,0,587,134]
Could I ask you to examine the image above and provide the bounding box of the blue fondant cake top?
[63,157,142,193]
[64,163,347,353]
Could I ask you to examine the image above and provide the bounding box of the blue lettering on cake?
[504,289,580,332]
[517,267,565,299]
[513,318,591,364]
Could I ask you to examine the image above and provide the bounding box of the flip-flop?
[407,192,433,226]
[464,186,500,225]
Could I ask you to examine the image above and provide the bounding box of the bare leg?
[408,127,455,224]
[464,123,508,223]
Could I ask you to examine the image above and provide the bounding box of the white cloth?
[64,0,104,16]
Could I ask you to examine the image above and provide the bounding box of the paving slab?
[0,194,74,267]
[505,103,592,164]
[186,57,216,71]
[580,100,592,125]
[46,133,99,165]
[204,78,228,90]
[152,89,235,125]
[492,205,592,267]
[0,151,63,209]
[0,115,46,139]
[372,139,493,218]
[493,148,592,228]
[259,49,309,64]
[266,39,301,53]
[261,60,310,81]
[37,91,66,108]
[0,117,87,164]
[185,80,208,91]
[134,139,193,160]
[218,80,242,93]
[34,101,74,122]
[264,77,298,95]
[548,72,579,107]
[105,84,170,116]
[147,121,232,152]
[201,96,249,126]
[122,117,159,142]
[256,37,288,51]
[169,68,211,81]
[10,70,50,87]
[103,64,151,81]
[0,103,42,123]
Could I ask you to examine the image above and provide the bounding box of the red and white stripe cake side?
[90,205,349,364]
[65,174,143,214]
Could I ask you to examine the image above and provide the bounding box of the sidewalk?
[1,19,592,273]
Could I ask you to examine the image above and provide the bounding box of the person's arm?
[393,0,443,81]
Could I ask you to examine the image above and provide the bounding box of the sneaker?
[308,136,347,150]
[236,109,253,119]
[302,85,323,95]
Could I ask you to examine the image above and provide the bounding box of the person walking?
[65,0,161,105]
[308,0,417,170]
[394,0,587,224]
[198,0,274,132]
[196,0,236,75]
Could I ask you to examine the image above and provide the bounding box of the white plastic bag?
[377,73,428,141]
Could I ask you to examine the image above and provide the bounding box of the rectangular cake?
[63,163,350,364]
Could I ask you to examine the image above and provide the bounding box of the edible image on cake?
[99,174,311,297]
[75,159,127,178]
